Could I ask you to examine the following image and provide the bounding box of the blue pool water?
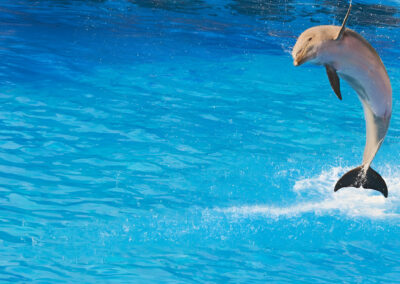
[1,0,400,281]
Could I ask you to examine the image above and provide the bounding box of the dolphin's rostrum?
[292,2,392,197]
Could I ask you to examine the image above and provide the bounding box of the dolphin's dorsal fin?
[325,64,342,100]
[336,1,352,41]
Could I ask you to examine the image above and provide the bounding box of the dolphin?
[291,2,392,197]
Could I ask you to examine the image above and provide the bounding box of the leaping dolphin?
[291,2,392,197]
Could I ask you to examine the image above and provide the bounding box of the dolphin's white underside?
[317,28,392,168]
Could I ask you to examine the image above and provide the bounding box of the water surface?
[1,0,400,282]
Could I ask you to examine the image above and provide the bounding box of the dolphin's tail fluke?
[334,166,388,197]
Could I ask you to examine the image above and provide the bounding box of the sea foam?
[218,166,400,219]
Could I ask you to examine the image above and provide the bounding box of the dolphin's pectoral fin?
[325,65,342,100]
[334,166,388,198]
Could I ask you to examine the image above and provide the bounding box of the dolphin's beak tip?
[293,60,299,66]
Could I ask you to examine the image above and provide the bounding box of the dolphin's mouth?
[293,58,304,66]
[293,53,315,66]
[293,44,316,66]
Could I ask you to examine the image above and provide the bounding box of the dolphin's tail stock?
[334,166,388,197]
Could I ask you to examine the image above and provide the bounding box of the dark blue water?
[1,0,400,282]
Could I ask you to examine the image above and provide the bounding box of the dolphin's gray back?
[344,30,384,71]
[338,29,392,119]
[336,29,392,168]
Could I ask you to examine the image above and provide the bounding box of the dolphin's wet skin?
[1,0,400,282]
[292,3,392,197]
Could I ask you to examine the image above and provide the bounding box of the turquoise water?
[1,0,400,282]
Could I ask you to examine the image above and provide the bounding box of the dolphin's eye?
[308,37,312,41]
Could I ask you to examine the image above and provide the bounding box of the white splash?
[219,166,400,219]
